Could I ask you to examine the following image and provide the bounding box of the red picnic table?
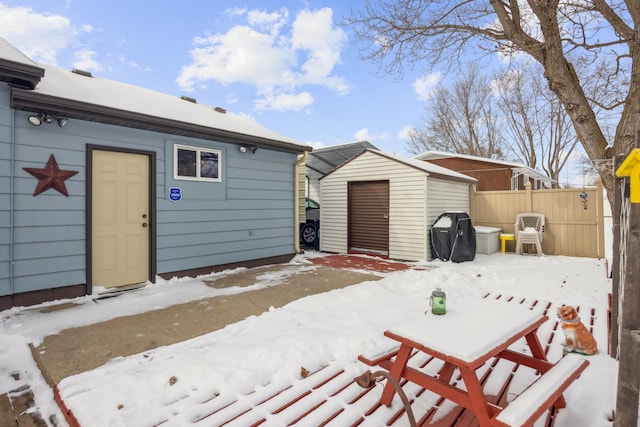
[358,299,589,427]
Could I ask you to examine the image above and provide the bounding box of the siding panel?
[321,151,470,261]
[0,88,11,296]
[2,95,299,297]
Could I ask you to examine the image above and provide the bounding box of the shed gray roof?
[0,37,309,154]
[306,140,378,176]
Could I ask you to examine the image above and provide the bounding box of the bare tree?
[346,2,639,422]
[345,0,638,207]
[408,64,578,186]
[407,68,506,158]
[495,65,579,187]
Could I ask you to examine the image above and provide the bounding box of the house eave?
[10,88,310,154]
[0,58,44,89]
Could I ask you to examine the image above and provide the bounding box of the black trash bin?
[430,212,476,262]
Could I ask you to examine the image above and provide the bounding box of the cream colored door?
[92,150,149,288]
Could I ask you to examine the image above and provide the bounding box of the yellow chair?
[499,233,515,253]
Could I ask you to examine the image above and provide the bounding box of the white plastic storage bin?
[474,226,502,255]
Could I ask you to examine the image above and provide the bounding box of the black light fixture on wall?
[27,112,45,126]
[239,143,258,154]
[27,112,69,128]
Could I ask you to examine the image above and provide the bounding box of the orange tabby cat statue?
[557,304,598,355]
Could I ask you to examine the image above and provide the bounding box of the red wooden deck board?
[183,293,576,427]
[51,254,605,427]
[52,283,598,427]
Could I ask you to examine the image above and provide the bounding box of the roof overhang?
[0,58,44,89]
[10,88,310,154]
[511,166,555,184]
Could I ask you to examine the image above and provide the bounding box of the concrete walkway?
[3,255,411,426]
[31,264,382,386]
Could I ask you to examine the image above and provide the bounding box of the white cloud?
[413,72,441,101]
[254,91,313,112]
[0,4,100,70]
[73,49,103,72]
[225,93,239,105]
[305,141,327,150]
[0,4,75,65]
[176,24,295,90]
[177,7,350,111]
[291,8,349,94]
[247,8,289,35]
[354,128,386,142]
[397,126,414,140]
[224,7,247,18]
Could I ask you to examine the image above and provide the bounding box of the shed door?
[92,150,150,288]
[348,181,389,255]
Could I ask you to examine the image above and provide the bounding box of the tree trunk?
[542,56,610,193]
[614,138,640,425]
[610,156,623,359]
[607,29,640,208]
[614,195,640,426]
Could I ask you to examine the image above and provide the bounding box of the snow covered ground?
[0,229,619,426]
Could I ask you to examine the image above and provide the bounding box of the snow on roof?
[0,37,44,89]
[415,151,553,183]
[31,65,306,147]
[373,150,478,183]
[1,37,307,151]
[0,37,38,66]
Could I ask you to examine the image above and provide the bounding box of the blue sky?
[0,0,441,156]
[0,0,595,187]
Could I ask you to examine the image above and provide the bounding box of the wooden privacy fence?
[470,180,605,258]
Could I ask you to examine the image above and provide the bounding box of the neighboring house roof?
[306,140,378,176]
[323,149,478,184]
[414,151,553,185]
[0,37,309,154]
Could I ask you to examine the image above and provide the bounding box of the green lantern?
[430,288,446,315]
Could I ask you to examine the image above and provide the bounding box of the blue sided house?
[0,38,311,310]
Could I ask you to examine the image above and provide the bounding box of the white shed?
[319,149,477,261]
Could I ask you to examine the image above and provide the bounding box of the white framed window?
[174,144,221,182]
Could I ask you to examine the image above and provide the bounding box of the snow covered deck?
[101,293,597,427]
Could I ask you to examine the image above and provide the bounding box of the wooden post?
[614,138,640,426]
[610,156,623,359]
[596,178,605,259]
[469,184,477,224]
[525,181,532,212]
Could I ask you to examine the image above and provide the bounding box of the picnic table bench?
[491,355,588,426]
[356,299,589,427]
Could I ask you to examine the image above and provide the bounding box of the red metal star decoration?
[23,154,78,196]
